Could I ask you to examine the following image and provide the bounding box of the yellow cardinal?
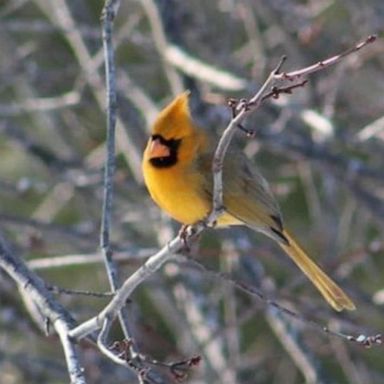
[142,91,355,311]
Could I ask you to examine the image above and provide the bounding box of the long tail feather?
[279,229,355,311]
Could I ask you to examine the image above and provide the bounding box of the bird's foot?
[178,223,205,252]
[178,225,193,252]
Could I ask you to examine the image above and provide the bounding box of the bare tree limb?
[0,234,86,384]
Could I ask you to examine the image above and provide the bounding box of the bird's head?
[145,91,207,168]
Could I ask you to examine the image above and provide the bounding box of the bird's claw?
[178,225,193,252]
[178,220,208,252]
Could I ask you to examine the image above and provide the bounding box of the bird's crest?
[152,91,194,140]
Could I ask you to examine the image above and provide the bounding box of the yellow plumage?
[142,92,355,311]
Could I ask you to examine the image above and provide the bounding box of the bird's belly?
[157,188,210,224]
[145,167,211,225]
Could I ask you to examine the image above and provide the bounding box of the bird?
[142,91,355,312]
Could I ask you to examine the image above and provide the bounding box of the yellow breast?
[143,162,242,227]
[143,163,211,225]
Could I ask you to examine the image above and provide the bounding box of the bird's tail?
[279,229,355,311]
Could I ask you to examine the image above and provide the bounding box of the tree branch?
[0,234,86,384]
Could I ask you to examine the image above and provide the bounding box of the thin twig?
[101,0,136,348]
[97,319,128,366]
[47,284,114,298]
[97,321,168,383]
[274,35,377,81]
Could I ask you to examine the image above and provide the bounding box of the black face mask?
[148,134,182,168]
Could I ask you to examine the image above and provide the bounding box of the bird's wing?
[197,150,285,239]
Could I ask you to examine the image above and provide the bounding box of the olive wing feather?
[197,150,283,234]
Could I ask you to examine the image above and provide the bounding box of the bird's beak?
[148,137,170,158]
